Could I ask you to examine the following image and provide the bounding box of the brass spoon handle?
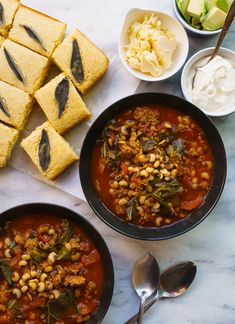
[210,0,235,61]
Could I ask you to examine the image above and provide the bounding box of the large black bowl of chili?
[80,93,227,240]
[0,203,114,323]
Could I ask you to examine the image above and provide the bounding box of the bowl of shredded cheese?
[119,8,189,81]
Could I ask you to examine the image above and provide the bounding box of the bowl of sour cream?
[181,47,235,117]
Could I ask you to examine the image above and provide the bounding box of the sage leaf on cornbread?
[4,48,25,83]
[55,77,69,118]
[20,24,47,51]
[0,2,4,26]
[70,39,84,82]
[0,95,10,117]
[38,129,51,171]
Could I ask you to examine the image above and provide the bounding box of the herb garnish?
[71,39,84,82]
[0,95,10,117]
[20,24,46,51]
[4,48,24,83]
[55,77,69,118]
[38,129,51,172]
[0,2,4,26]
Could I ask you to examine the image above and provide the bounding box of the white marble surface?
[1,1,235,323]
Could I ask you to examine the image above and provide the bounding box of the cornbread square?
[0,0,19,37]
[0,81,33,130]
[52,29,108,94]
[0,36,5,47]
[21,122,79,180]
[35,73,91,134]
[0,122,19,168]
[0,39,49,94]
[9,5,67,57]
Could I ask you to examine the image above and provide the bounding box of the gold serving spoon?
[193,0,235,86]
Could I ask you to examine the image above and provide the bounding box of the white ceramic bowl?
[118,8,189,82]
[181,47,235,117]
[172,0,221,36]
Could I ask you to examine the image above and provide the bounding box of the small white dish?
[172,0,221,37]
[118,8,189,82]
[181,47,235,117]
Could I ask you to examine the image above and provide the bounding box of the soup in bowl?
[80,93,226,240]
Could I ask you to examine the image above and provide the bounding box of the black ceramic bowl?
[0,203,114,324]
[80,93,227,240]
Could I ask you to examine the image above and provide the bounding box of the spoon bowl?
[160,261,197,298]
[132,252,160,324]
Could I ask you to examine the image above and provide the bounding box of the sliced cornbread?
[0,0,19,37]
[21,122,79,180]
[35,73,91,134]
[52,29,108,94]
[0,122,19,167]
[0,81,33,130]
[0,39,49,94]
[0,36,5,47]
[9,5,67,57]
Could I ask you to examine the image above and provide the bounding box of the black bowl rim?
[80,92,227,241]
[0,203,114,324]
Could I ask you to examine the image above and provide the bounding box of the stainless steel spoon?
[126,261,197,324]
[132,252,160,324]
[193,0,235,86]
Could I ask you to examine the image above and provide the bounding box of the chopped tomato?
[81,249,101,266]
[78,300,99,316]
[179,128,196,140]
[181,196,204,211]
[131,176,140,185]
[0,311,13,324]
[121,163,128,175]
[0,319,11,324]
[22,296,46,312]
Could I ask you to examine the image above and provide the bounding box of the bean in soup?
[92,106,214,227]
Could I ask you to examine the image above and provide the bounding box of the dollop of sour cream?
[191,55,235,113]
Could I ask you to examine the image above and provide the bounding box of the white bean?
[13,288,21,299]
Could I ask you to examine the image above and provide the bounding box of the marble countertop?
[1,0,235,323]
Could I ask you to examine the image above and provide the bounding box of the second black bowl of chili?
[80,93,227,240]
[0,203,114,323]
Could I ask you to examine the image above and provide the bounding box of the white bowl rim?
[118,7,189,82]
[172,0,221,36]
[181,47,235,117]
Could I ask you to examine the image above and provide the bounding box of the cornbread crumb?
[0,36,5,47]
[0,0,19,37]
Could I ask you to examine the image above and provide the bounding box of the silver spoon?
[193,0,235,86]
[132,252,160,324]
[126,261,197,324]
